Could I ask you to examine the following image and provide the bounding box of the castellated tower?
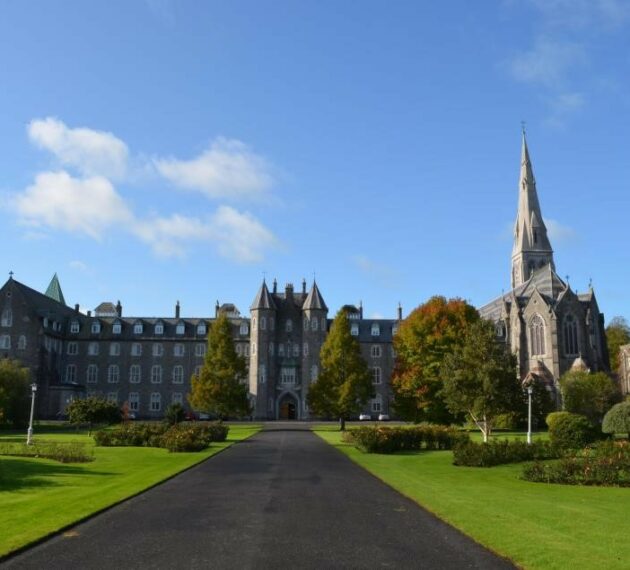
[301,281,328,419]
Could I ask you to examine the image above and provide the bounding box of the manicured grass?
[0,423,261,558]
[315,428,630,570]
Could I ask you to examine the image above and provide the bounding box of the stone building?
[479,133,609,399]
[619,345,630,396]
[0,274,398,420]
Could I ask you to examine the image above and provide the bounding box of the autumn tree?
[0,359,30,428]
[189,313,250,419]
[441,320,521,442]
[307,308,373,430]
[606,316,630,375]
[560,370,620,424]
[391,296,479,423]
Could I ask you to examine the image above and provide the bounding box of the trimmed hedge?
[342,424,468,454]
[546,412,600,449]
[0,441,94,463]
[93,423,168,447]
[452,439,559,467]
[522,441,630,487]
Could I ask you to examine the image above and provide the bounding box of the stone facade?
[619,345,630,396]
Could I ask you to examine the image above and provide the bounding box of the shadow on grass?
[0,458,114,492]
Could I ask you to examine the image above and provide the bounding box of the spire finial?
[8,270,14,279]
[588,277,593,289]
[521,120,526,136]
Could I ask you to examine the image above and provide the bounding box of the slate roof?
[250,281,276,310]
[44,273,66,306]
[302,281,328,311]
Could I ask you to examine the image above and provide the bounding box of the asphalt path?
[3,424,514,569]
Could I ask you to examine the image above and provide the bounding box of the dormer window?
[240,323,248,335]
[197,323,207,335]
[70,321,80,334]
[176,323,185,335]
[154,323,164,335]
[134,322,143,335]
[351,323,359,336]
[112,321,122,334]
[371,323,380,337]
[91,321,101,334]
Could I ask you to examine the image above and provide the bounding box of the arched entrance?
[278,393,298,420]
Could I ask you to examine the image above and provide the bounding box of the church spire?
[45,273,66,306]
[511,132,555,288]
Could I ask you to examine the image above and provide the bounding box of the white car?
[359,413,371,421]
[378,414,390,421]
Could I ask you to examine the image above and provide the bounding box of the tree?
[164,402,185,425]
[188,313,250,419]
[307,308,373,430]
[66,397,121,434]
[440,319,522,442]
[606,316,630,375]
[602,401,630,439]
[0,359,30,428]
[560,370,620,424]
[391,296,479,423]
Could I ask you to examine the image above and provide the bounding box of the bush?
[67,397,121,433]
[0,441,94,463]
[164,403,186,426]
[546,412,600,449]
[452,439,558,467]
[343,424,468,454]
[93,423,168,447]
[522,441,630,487]
[160,422,229,452]
[602,401,630,438]
[559,370,620,424]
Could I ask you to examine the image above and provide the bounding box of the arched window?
[563,314,579,356]
[530,315,546,356]
[1,307,12,327]
[151,365,163,384]
[107,364,120,383]
[261,316,266,330]
[172,365,184,384]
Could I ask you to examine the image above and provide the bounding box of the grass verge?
[314,427,630,570]
[0,423,261,558]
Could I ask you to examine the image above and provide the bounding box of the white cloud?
[28,117,129,179]
[544,218,576,243]
[154,137,274,200]
[14,171,133,239]
[69,260,89,272]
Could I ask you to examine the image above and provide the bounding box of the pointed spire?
[45,273,66,306]
[250,279,276,311]
[303,280,328,311]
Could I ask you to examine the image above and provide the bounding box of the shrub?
[559,370,620,424]
[67,397,121,433]
[344,424,468,454]
[164,403,186,426]
[160,422,229,452]
[522,441,630,487]
[0,441,94,463]
[93,423,168,447]
[602,401,630,438]
[546,412,600,449]
[452,439,558,467]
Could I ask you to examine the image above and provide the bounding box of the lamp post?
[526,385,533,445]
[26,383,37,445]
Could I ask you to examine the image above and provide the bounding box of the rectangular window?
[91,322,101,334]
[134,323,143,334]
[351,323,359,336]
[151,365,163,384]
[371,323,380,336]
[131,343,142,356]
[87,364,98,383]
[112,322,121,334]
[108,365,120,383]
[129,364,141,384]
[109,343,120,356]
[174,344,185,357]
[197,323,206,335]
[195,343,206,357]
[372,367,382,384]
[67,341,78,355]
[240,323,248,335]
[371,400,382,413]
[88,342,100,356]
[128,392,139,411]
[176,323,185,335]
[70,321,80,333]
[154,323,164,335]
[65,364,77,383]
[371,345,382,358]
[172,365,184,384]
[1,308,12,327]
[150,392,161,411]
[152,343,163,357]
[280,367,296,384]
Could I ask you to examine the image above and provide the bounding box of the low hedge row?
[452,439,559,467]
[93,423,168,447]
[522,441,630,487]
[0,441,94,463]
[342,424,468,454]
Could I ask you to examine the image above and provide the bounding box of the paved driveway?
[3,425,514,569]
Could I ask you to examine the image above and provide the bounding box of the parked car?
[377,414,390,421]
[359,413,372,421]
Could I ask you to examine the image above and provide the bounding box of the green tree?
[188,313,250,419]
[0,359,30,428]
[66,397,121,434]
[307,308,373,430]
[164,402,185,425]
[560,370,620,424]
[602,401,630,439]
[440,320,521,442]
[391,296,479,423]
[606,316,630,375]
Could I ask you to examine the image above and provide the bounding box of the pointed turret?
[511,132,555,288]
[45,273,66,306]
[250,280,276,310]
[302,281,328,311]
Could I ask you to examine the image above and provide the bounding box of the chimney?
[87,310,92,317]
[359,300,363,319]
[215,300,220,318]
[74,303,80,313]
[175,300,180,319]
[285,283,294,301]
[302,278,306,294]
[397,302,402,321]
[273,278,277,294]
[116,300,122,317]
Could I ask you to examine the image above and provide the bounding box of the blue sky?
[0,0,628,321]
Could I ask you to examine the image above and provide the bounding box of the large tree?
[188,313,250,419]
[560,370,620,424]
[307,308,372,430]
[606,316,630,375]
[0,359,30,428]
[440,319,522,442]
[391,296,479,423]
[66,396,121,434]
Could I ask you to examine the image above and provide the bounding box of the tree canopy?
[602,401,630,438]
[188,312,250,419]
[307,308,372,429]
[606,316,630,375]
[391,296,479,423]
[440,319,521,441]
[0,359,30,428]
[560,370,620,424]
[67,396,121,434]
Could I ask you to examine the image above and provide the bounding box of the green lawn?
[315,428,630,570]
[0,423,261,558]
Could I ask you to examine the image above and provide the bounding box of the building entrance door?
[278,395,297,420]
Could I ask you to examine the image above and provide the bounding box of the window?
[152,343,163,357]
[193,365,202,377]
[112,321,121,334]
[174,344,185,357]
[278,343,285,357]
[530,315,546,356]
[129,364,141,384]
[371,323,380,336]
[392,324,399,336]
[303,318,309,331]
[371,345,382,358]
[131,343,142,356]
[312,318,318,331]
[154,323,164,335]
[128,392,139,411]
[172,365,184,384]
[110,343,121,356]
[151,365,163,384]
[372,367,382,385]
[351,323,359,336]
[240,323,248,335]
[563,315,579,356]
[70,321,80,333]
[90,321,102,334]
[87,364,98,383]
[259,364,266,384]
[67,341,78,355]
[172,392,183,405]
[1,308,12,327]
[236,344,242,356]
[66,364,77,383]
[108,364,120,383]
[496,322,506,338]
[281,367,296,384]
[88,342,100,356]
[43,317,48,328]
[17,335,26,350]
[293,343,300,357]
[371,396,382,413]
[269,342,274,356]
[303,342,309,356]
[197,323,206,335]
[286,319,293,333]
[134,322,143,334]
[176,323,185,335]
[261,316,266,330]
[310,364,318,381]
[150,392,161,412]
[195,343,206,357]
[107,392,118,404]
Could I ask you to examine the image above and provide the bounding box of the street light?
[526,385,533,445]
[26,383,37,446]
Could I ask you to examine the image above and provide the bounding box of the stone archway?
[278,393,299,420]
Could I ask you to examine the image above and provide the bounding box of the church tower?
[511,132,555,288]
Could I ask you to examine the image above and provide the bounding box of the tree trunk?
[339,417,346,431]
